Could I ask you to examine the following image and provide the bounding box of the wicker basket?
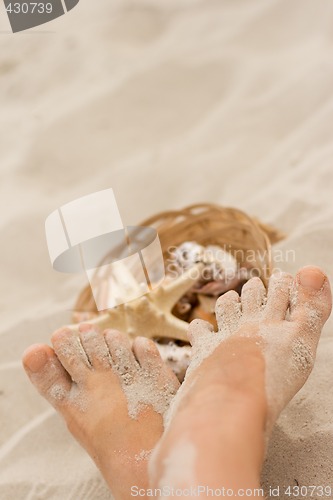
[73,203,284,318]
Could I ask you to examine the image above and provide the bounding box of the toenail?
[26,349,48,373]
[298,268,326,291]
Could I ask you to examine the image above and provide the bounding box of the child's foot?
[150,266,332,492]
[22,325,180,499]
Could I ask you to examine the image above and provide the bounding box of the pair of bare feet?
[23,266,332,499]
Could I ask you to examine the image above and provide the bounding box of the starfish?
[68,262,204,343]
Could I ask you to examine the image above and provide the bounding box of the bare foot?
[150,266,332,494]
[22,325,180,499]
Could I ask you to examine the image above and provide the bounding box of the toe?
[215,290,241,335]
[104,329,139,374]
[132,337,180,392]
[188,318,214,346]
[132,337,163,370]
[289,266,332,339]
[263,272,293,321]
[22,344,71,407]
[51,328,91,383]
[241,277,266,319]
[79,324,112,370]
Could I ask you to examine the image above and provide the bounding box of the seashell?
[203,245,237,278]
[194,271,250,297]
[171,241,204,271]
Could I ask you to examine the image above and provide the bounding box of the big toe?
[22,344,72,407]
[290,266,332,337]
[23,344,50,373]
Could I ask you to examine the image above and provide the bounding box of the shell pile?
[70,241,251,380]
[167,242,249,330]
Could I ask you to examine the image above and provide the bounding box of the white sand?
[1,0,333,498]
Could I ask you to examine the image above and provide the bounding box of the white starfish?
[68,263,204,343]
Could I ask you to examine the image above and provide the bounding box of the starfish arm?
[153,263,204,312]
[67,308,127,335]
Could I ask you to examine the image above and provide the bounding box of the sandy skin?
[149,266,332,495]
[23,266,332,498]
[22,325,180,499]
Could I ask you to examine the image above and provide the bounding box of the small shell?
[203,245,237,278]
[171,241,204,271]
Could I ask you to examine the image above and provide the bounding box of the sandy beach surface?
[1,0,333,498]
